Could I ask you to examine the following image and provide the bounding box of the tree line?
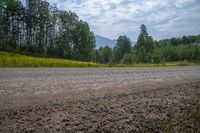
[96,25,200,64]
[0,0,200,64]
[0,0,96,61]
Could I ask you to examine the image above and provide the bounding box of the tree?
[96,46,113,64]
[54,10,78,58]
[113,35,132,63]
[0,0,23,50]
[102,46,113,63]
[1,0,200,64]
[135,24,154,62]
[140,24,148,37]
[71,21,96,61]
[121,53,133,64]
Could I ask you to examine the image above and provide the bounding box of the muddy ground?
[0,67,200,132]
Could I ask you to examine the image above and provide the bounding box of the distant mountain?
[95,35,116,48]
[95,35,136,49]
[132,41,136,46]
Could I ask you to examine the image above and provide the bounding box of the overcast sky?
[27,0,200,41]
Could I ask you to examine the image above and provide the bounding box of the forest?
[0,0,96,61]
[0,0,200,64]
[97,27,200,64]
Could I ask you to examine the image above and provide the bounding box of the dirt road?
[0,67,200,132]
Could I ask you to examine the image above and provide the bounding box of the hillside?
[0,51,105,67]
[95,35,116,48]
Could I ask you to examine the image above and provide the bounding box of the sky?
[25,0,200,41]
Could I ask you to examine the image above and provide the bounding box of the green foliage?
[151,48,163,63]
[112,35,132,63]
[95,32,200,65]
[0,0,95,62]
[157,44,200,62]
[114,63,177,67]
[140,24,148,37]
[1,0,200,66]
[71,21,96,61]
[121,53,133,64]
[96,46,113,64]
[1,51,198,67]
[135,24,154,63]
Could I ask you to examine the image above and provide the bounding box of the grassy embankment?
[0,51,199,67]
[114,62,199,67]
[0,51,106,67]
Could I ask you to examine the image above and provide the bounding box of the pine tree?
[135,24,154,62]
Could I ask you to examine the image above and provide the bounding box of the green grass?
[113,63,177,67]
[0,51,199,67]
[0,51,106,67]
[111,61,199,67]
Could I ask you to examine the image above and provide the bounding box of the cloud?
[44,0,200,40]
[152,1,200,39]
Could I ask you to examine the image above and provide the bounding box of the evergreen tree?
[113,35,132,63]
[135,24,154,62]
